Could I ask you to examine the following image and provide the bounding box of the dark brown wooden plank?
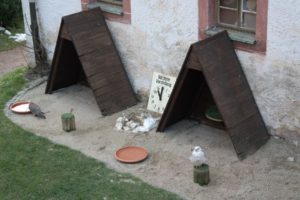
[196,32,258,128]
[96,90,136,106]
[93,77,129,95]
[63,8,105,32]
[45,19,64,93]
[229,113,269,159]
[95,93,137,116]
[94,81,132,98]
[66,19,105,34]
[196,31,269,159]
[92,74,129,91]
[80,52,123,77]
[61,25,71,40]
[71,28,112,56]
[185,46,202,71]
[87,70,127,87]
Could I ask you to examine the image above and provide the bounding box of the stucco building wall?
[237,0,300,139]
[21,0,300,140]
[21,0,82,65]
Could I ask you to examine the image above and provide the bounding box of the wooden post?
[193,164,210,186]
[61,113,76,132]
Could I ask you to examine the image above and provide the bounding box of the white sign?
[147,72,176,114]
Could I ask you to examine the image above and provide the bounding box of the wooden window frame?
[217,0,257,33]
[81,0,131,24]
[199,0,268,54]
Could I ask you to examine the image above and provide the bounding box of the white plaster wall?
[236,0,300,139]
[36,0,82,59]
[21,0,82,65]
[108,0,198,95]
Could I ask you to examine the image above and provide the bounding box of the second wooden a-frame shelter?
[157,31,269,160]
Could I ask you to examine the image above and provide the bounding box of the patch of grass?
[0,10,25,52]
[7,15,25,34]
[0,33,21,52]
[0,69,183,200]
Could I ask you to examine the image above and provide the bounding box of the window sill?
[88,2,123,15]
[206,27,256,45]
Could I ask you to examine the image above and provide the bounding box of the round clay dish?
[10,101,31,114]
[115,146,148,163]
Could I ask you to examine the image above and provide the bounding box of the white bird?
[189,146,207,166]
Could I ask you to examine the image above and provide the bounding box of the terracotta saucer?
[115,146,148,164]
[10,101,31,114]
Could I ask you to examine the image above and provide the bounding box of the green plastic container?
[193,164,210,186]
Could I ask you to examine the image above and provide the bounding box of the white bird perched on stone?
[189,146,207,166]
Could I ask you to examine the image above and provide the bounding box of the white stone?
[293,141,298,147]
[9,33,27,42]
[287,157,295,162]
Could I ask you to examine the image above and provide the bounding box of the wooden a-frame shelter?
[45,8,137,115]
[157,31,269,160]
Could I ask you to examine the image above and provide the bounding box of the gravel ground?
[0,47,27,75]
[5,82,300,200]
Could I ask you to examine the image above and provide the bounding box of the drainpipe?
[29,0,41,66]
